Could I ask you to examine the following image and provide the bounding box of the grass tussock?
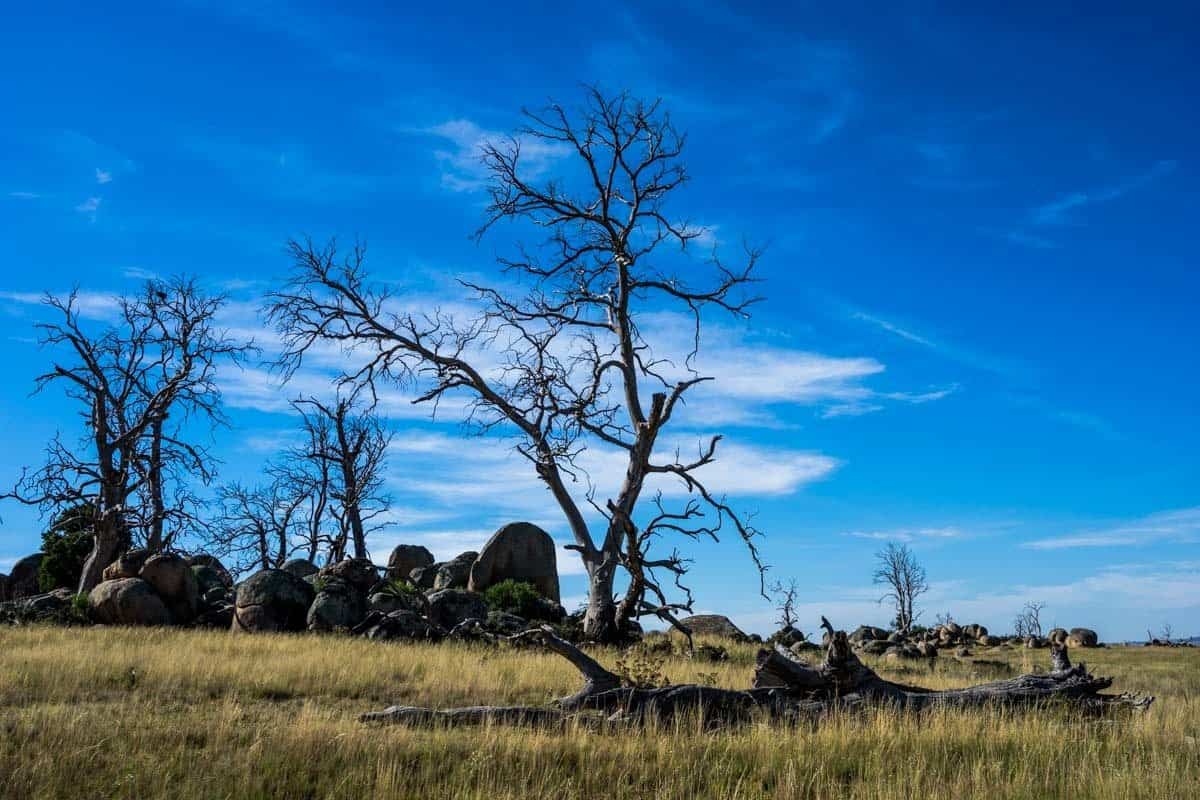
[0,626,1196,799]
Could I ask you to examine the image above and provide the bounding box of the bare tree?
[129,278,255,552]
[3,280,252,591]
[292,393,391,562]
[267,88,765,641]
[211,472,307,573]
[1159,622,1174,644]
[873,542,929,634]
[771,577,801,630]
[1014,600,1046,638]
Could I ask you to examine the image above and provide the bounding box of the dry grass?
[0,626,1196,799]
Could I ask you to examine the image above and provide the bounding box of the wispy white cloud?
[1023,507,1200,551]
[95,168,112,184]
[1031,160,1178,227]
[846,303,1028,380]
[410,118,571,193]
[75,196,101,217]
[0,289,121,321]
[1005,159,1179,248]
[122,266,159,281]
[846,526,964,543]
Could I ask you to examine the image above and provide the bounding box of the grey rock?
[358,609,443,642]
[427,588,488,630]
[849,625,890,644]
[232,569,315,633]
[89,578,172,626]
[185,554,232,587]
[467,522,560,602]
[485,610,529,635]
[10,553,45,599]
[1068,627,1099,648]
[318,558,380,595]
[385,545,435,581]
[307,578,368,632]
[102,549,150,582]
[139,552,200,624]
[280,558,319,579]
[368,589,427,616]
[409,563,441,590]
[432,552,478,591]
[675,614,749,642]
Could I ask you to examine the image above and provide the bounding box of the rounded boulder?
[139,552,200,624]
[432,552,477,591]
[1067,627,1099,648]
[427,588,488,630]
[9,553,45,599]
[385,545,435,581]
[307,578,368,632]
[232,569,315,633]
[318,558,379,595]
[674,614,749,642]
[467,522,560,602]
[89,578,173,626]
[280,558,319,579]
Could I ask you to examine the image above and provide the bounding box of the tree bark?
[582,556,619,642]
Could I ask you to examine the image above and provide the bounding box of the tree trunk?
[361,621,1154,729]
[145,417,166,552]
[77,514,127,593]
[582,556,618,642]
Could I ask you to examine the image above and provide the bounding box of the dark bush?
[38,503,95,592]
[482,579,552,620]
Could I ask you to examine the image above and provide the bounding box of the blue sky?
[1,2,1197,640]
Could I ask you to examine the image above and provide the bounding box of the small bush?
[38,504,95,592]
[482,579,548,620]
[379,578,420,599]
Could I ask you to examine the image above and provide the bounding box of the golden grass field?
[0,626,1196,799]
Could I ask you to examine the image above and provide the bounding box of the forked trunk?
[582,557,618,642]
[77,515,128,593]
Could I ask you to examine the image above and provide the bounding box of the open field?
[1,627,1197,799]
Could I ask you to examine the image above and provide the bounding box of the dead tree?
[3,282,252,591]
[771,577,802,630]
[267,87,765,642]
[361,618,1153,728]
[873,542,928,634]
[1014,601,1047,639]
[210,472,308,573]
[129,278,255,552]
[292,394,391,562]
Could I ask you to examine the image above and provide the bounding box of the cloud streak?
[1023,507,1200,551]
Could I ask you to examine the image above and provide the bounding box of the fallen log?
[361,617,1153,728]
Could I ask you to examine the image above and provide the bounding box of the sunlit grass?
[1,627,1196,799]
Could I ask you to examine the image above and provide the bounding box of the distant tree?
[266,87,765,642]
[2,281,252,591]
[37,502,96,592]
[771,577,801,630]
[873,542,929,634]
[292,393,391,562]
[934,611,956,627]
[1159,622,1174,643]
[210,471,308,574]
[1013,600,1046,638]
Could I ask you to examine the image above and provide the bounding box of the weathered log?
[360,620,1153,728]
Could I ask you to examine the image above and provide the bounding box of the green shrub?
[482,579,551,620]
[38,503,95,592]
[379,578,420,599]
